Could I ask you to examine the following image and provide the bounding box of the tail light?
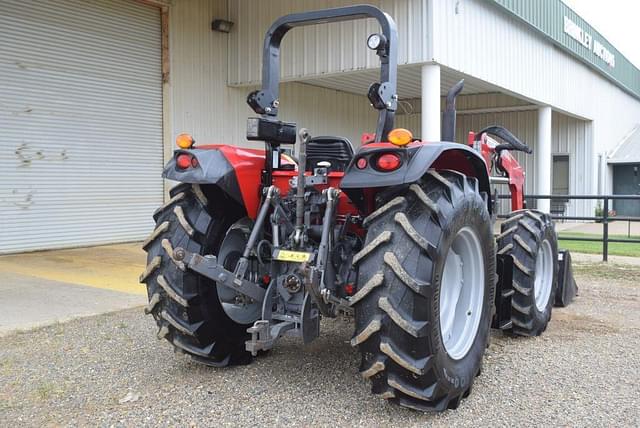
[176,153,198,169]
[375,153,401,171]
[344,283,355,296]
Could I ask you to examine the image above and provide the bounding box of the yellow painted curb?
[0,243,147,296]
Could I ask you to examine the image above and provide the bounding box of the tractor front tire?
[497,210,558,336]
[351,171,496,412]
[140,183,252,366]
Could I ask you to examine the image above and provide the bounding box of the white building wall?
[168,0,376,153]
[227,0,428,86]
[431,0,640,196]
[450,92,531,110]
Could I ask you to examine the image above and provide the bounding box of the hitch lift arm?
[176,251,267,302]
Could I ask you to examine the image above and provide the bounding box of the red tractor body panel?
[466,132,526,211]
[172,135,527,219]
[168,138,518,220]
[498,150,526,211]
[198,144,265,218]
[195,144,358,219]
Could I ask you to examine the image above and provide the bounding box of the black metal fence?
[497,194,640,262]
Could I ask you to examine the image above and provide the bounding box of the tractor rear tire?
[497,210,558,336]
[140,183,252,366]
[351,171,496,412]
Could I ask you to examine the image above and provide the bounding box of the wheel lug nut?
[174,247,186,261]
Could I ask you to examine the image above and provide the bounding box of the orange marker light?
[176,133,195,149]
[388,128,413,146]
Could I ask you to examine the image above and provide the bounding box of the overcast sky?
[561,0,640,69]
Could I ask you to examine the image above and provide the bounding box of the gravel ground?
[1,261,639,427]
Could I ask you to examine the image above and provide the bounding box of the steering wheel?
[477,125,532,154]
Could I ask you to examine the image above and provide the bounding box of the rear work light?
[176,153,198,169]
[375,153,401,171]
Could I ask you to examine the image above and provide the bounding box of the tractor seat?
[305,136,354,172]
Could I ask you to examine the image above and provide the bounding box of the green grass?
[0,357,16,375]
[34,383,56,400]
[558,232,640,257]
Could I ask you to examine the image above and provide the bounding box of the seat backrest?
[305,136,354,172]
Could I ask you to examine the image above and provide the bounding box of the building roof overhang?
[608,124,640,164]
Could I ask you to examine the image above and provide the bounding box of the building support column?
[421,63,441,141]
[536,106,552,213]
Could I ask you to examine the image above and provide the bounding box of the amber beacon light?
[176,133,195,149]
[387,128,413,146]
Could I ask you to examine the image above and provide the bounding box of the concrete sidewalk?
[554,220,640,236]
[495,219,640,238]
[0,243,146,335]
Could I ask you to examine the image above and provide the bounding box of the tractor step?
[555,249,578,307]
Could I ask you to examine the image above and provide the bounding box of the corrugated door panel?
[0,0,163,253]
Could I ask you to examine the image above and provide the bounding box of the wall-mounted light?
[212,19,234,33]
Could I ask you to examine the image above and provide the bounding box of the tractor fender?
[341,142,492,213]
[163,145,264,217]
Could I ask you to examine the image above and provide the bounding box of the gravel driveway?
[1,261,639,427]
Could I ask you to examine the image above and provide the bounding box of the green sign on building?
[489,0,640,100]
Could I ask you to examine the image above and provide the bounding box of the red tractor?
[140,5,576,412]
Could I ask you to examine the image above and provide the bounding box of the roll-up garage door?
[0,0,163,253]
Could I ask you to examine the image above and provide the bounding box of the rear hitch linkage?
[174,180,350,356]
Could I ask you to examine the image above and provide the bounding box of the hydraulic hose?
[295,129,310,245]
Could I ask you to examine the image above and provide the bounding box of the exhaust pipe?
[442,79,464,142]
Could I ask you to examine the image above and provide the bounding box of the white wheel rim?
[217,227,262,325]
[439,227,485,361]
[534,239,554,311]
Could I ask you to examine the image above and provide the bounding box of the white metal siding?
[431,0,640,165]
[228,0,428,86]
[551,113,593,217]
[449,92,532,111]
[394,92,533,121]
[0,0,163,253]
[397,108,593,216]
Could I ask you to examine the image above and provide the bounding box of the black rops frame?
[247,5,399,143]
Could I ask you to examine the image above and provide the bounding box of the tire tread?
[352,172,494,412]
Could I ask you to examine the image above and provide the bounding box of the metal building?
[2,0,640,253]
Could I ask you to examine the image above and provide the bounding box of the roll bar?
[246,5,398,142]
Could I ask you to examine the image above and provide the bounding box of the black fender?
[341,142,492,213]
[163,148,244,208]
